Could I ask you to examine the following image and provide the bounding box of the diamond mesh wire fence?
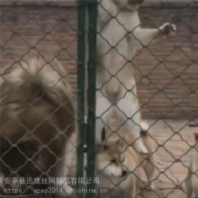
[0,0,198,198]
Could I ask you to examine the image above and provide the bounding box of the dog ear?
[101,127,106,142]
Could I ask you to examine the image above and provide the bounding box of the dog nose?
[121,170,127,177]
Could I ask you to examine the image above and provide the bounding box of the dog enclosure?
[0,0,198,198]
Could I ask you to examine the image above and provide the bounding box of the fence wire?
[0,0,198,198]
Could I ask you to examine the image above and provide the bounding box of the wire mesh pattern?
[0,0,198,198]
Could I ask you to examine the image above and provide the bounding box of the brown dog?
[101,121,159,197]
[0,56,75,194]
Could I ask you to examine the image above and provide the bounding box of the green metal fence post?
[86,0,98,197]
[77,0,87,197]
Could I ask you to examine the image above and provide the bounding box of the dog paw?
[159,22,176,36]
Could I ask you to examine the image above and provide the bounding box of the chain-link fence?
[0,0,198,198]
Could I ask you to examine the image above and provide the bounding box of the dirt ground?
[140,119,198,198]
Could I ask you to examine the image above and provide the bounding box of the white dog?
[96,0,176,154]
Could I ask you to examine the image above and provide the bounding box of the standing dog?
[96,0,176,154]
[185,133,198,197]
[0,56,75,194]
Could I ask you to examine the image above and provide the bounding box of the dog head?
[113,0,144,11]
[96,128,127,178]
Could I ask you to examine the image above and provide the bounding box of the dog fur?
[98,121,159,197]
[0,56,75,194]
[96,87,148,154]
[57,130,143,198]
[139,121,158,190]
[97,0,176,90]
[185,133,198,198]
[96,0,176,154]
[97,129,143,198]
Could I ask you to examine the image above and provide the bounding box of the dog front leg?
[133,23,176,47]
[55,141,76,197]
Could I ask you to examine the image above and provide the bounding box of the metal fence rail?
[76,0,86,197]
